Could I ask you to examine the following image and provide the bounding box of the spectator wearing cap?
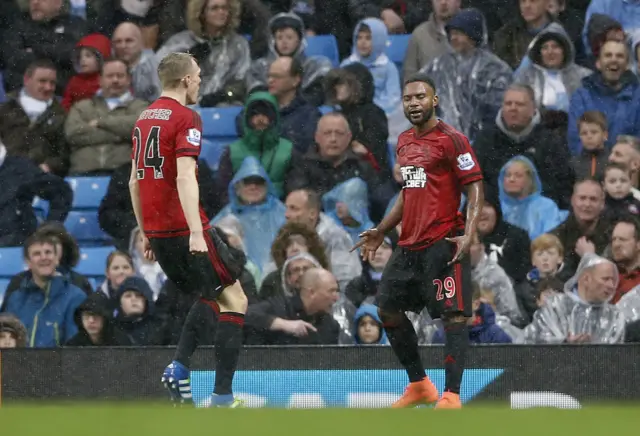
[112,22,161,102]
[0,59,69,178]
[61,33,113,111]
[583,0,640,58]
[218,91,298,204]
[474,84,574,209]
[246,12,332,106]
[341,18,401,115]
[155,0,250,107]
[420,8,512,142]
[346,235,394,308]
[493,0,556,70]
[0,313,27,348]
[285,112,379,198]
[568,40,640,155]
[403,0,461,78]
[0,0,88,93]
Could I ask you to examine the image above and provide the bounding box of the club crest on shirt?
[457,152,475,171]
[400,165,426,188]
[186,128,201,146]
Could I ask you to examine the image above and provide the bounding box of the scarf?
[19,89,52,122]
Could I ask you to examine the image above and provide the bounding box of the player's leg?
[428,241,474,409]
[375,248,438,408]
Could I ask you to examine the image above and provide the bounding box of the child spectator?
[353,304,388,345]
[519,234,565,319]
[571,111,609,180]
[129,226,167,301]
[0,313,27,348]
[498,156,568,240]
[340,18,401,115]
[66,292,131,346]
[61,34,112,111]
[535,276,565,308]
[602,162,640,223]
[98,250,135,312]
[433,288,513,344]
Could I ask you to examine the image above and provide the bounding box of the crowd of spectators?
[2,0,640,348]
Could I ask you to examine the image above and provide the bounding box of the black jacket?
[480,185,532,284]
[285,149,379,198]
[1,13,88,93]
[0,156,72,247]
[65,292,132,346]
[474,122,575,209]
[98,160,219,250]
[345,265,380,308]
[244,294,340,345]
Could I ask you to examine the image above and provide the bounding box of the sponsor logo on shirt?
[400,165,426,188]
[457,153,475,171]
[187,128,201,146]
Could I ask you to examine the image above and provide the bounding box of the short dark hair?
[101,57,130,76]
[35,222,80,268]
[613,216,640,240]
[23,233,57,260]
[578,110,608,131]
[403,73,437,94]
[358,23,371,34]
[506,83,536,103]
[535,276,564,298]
[604,161,630,178]
[574,177,603,193]
[25,59,57,77]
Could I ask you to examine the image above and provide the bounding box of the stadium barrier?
[1,345,639,407]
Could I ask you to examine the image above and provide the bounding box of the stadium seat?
[64,211,112,246]
[0,278,9,307]
[75,246,116,277]
[32,196,49,222]
[305,35,340,66]
[200,138,228,172]
[65,176,111,210]
[0,247,25,277]
[319,105,334,115]
[194,106,242,139]
[385,35,411,70]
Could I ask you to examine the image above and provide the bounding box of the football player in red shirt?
[129,52,248,408]
[353,73,484,409]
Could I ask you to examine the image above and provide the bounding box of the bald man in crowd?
[244,268,340,345]
[112,22,160,101]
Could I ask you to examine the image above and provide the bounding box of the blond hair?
[158,52,196,89]
[531,233,564,258]
[187,0,242,38]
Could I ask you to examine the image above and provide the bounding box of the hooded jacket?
[480,184,531,283]
[341,18,401,115]
[322,177,374,244]
[62,33,112,111]
[568,70,640,154]
[353,304,388,345]
[474,108,575,210]
[4,274,86,348]
[279,252,322,297]
[218,92,294,202]
[246,12,333,104]
[433,303,512,344]
[326,63,390,175]
[421,8,512,141]
[498,155,569,240]
[0,313,28,347]
[212,156,286,272]
[515,23,592,112]
[65,291,131,346]
[114,276,169,345]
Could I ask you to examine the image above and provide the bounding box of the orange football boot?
[391,378,439,408]
[435,392,462,409]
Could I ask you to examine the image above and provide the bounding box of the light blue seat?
[32,196,49,222]
[0,247,25,277]
[305,35,340,66]
[64,211,112,245]
[385,35,411,71]
[75,246,116,277]
[65,176,111,210]
[194,106,242,139]
[200,138,228,172]
[319,105,334,115]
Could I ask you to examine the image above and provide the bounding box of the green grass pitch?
[1,404,638,436]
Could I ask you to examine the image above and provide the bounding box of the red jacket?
[613,266,640,303]
[61,33,112,111]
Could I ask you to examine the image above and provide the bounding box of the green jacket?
[229,92,293,197]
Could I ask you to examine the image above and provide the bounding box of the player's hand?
[189,231,208,254]
[446,233,472,265]
[285,320,317,337]
[351,228,385,262]
[142,235,155,261]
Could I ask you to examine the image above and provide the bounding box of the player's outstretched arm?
[377,193,404,235]
[351,194,404,259]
